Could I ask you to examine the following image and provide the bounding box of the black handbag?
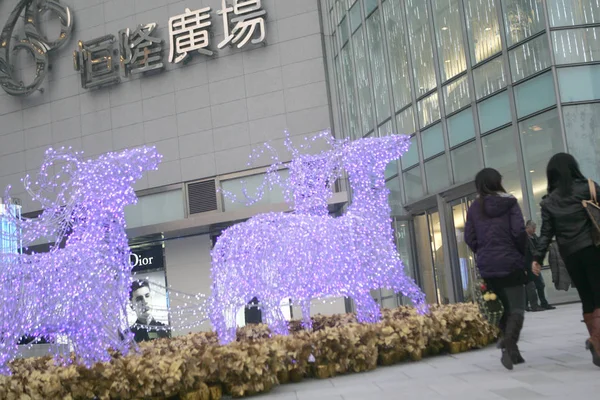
[582,179,600,246]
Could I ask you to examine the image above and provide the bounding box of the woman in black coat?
[531,153,600,368]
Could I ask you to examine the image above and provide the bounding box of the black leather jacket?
[533,179,600,263]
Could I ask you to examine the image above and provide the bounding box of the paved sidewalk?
[248,303,599,400]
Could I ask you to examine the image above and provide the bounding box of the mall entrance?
[404,182,478,305]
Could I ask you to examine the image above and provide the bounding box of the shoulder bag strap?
[589,179,597,204]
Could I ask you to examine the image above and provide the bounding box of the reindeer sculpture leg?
[300,299,313,331]
[262,299,290,336]
[352,292,381,324]
[0,334,20,375]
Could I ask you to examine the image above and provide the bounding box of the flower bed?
[0,303,497,400]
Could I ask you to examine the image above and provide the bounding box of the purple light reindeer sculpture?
[0,146,161,374]
[209,134,427,344]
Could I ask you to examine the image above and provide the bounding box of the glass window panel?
[405,0,437,95]
[520,109,564,221]
[443,75,471,114]
[478,90,511,133]
[365,0,379,15]
[125,190,185,229]
[514,71,556,117]
[334,56,349,137]
[353,28,375,135]
[473,58,507,99]
[222,171,291,212]
[509,34,551,82]
[563,103,600,183]
[404,167,424,202]
[421,123,445,159]
[433,0,468,81]
[386,176,403,215]
[482,126,524,204]
[464,0,503,64]
[341,46,360,138]
[397,106,416,134]
[378,119,393,136]
[366,10,392,123]
[402,135,419,169]
[350,2,362,32]
[552,27,600,65]
[384,0,412,111]
[340,17,350,44]
[448,107,477,147]
[558,65,600,102]
[385,161,400,180]
[425,154,451,193]
[547,0,600,27]
[502,0,545,46]
[418,92,441,127]
[452,141,481,183]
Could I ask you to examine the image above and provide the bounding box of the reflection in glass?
[520,109,564,221]
[384,0,412,110]
[425,154,450,193]
[451,199,478,302]
[502,0,545,46]
[340,16,350,44]
[397,106,416,134]
[473,58,507,99]
[558,65,600,102]
[433,0,467,81]
[547,0,600,27]
[402,135,420,169]
[563,103,600,182]
[509,34,551,82]
[394,219,414,305]
[334,56,348,136]
[514,72,556,117]
[414,214,438,303]
[365,0,379,15]
[404,167,424,201]
[386,176,402,213]
[367,10,392,123]
[452,141,481,183]
[353,28,375,135]
[478,91,511,133]
[464,0,503,64]
[448,108,476,146]
[378,119,393,136]
[349,2,362,32]
[341,46,360,138]
[421,123,445,159]
[443,75,471,114]
[405,0,437,95]
[482,126,524,205]
[418,92,441,128]
[429,211,449,303]
[552,27,600,65]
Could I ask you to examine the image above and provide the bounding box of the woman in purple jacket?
[465,168,528,370]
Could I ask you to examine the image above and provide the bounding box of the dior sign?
[130,245,164,273]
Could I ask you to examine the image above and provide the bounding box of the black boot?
[501,313,525,370]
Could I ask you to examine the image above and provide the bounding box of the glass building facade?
[321,0,600,305]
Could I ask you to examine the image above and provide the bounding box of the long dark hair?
[546,153,586,196]
[475,168,506,217]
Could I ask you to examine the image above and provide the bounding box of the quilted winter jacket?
[464,194,527,278]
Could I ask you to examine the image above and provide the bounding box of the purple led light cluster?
[210,133,427,344]
[0,146,161,374]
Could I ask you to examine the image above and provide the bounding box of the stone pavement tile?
[491,387,544,399]
[294,382,382,400]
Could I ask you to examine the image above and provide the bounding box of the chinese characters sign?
[73,0,268,91]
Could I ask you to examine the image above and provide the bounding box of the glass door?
[449,196,477,303]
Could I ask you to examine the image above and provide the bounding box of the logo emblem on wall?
[0,0,73,97]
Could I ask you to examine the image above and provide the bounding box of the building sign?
[1,0,267,97]
[0,0,73,96]
[73,0,267,91]
[130,245,164,273]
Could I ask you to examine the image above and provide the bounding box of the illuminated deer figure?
[0,146,161,374]
[209,135,427,344]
